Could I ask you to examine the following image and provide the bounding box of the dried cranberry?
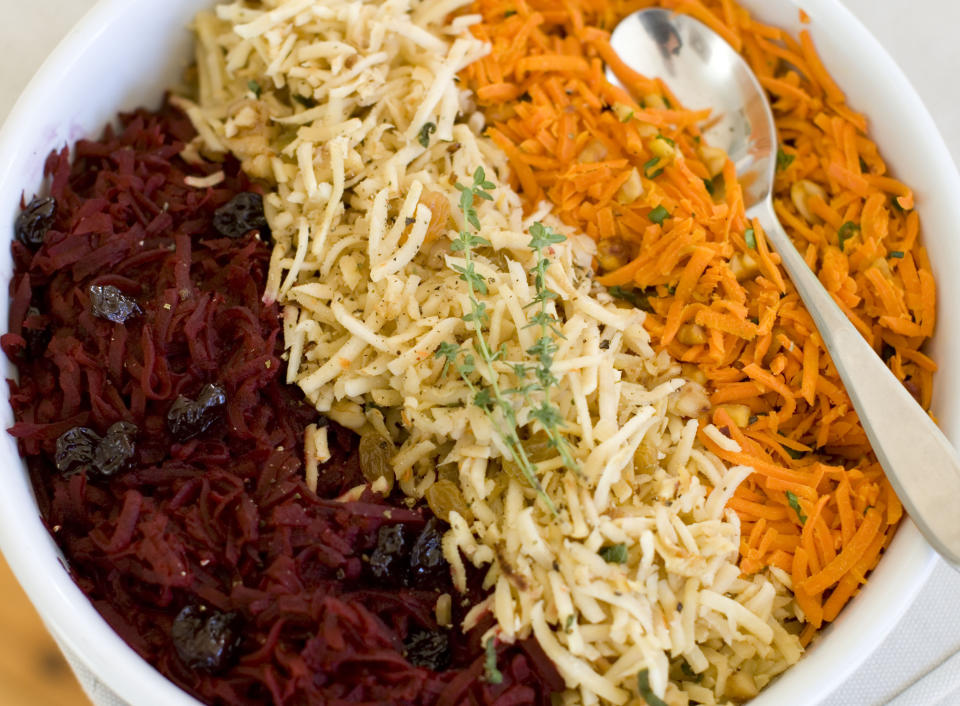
[213,192,270,240]
[369,523,410,582]
[409,518,447,587]
[167,383,227,441]
[55,427,100,474]
[172,605,240,673]
[403,629,450,671]
[93,421,137,476]
[15,196,56,247]
[88,285,141,324]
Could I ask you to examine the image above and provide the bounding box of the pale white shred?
[186,1,804,703]
[183,170,225,188]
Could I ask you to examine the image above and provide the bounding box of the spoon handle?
[748,198,960,568]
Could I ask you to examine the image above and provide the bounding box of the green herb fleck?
[598,543,628,564]
[679,661,702,683]
[656,133,675,146]
[786,491,807,524]
[648,205,670,225]
[608,285,654,313]
[745,228,757,250]
[837,221,860,252]
[783,446,805,460]
[564,614,575,631]
[294,93,317,108]
[363,401,387,415]
[704,173,725,199]
[888,251,905,259]
[418,122,437,148]
[621,110,634,123]
[662,95,672,109]
[864,504,875,515]
[528,220,565,251]
[637,669,668,706]
[890,195,909,212]
[248,80,262,99]
[453,167,495,229]
[776,145,795,172]
[643,156,663,179]
[665,283,677,295]
[473,388,494,410]
[504,9,517,16]
[484,637,503,684]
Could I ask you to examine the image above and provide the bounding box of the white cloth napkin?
[57,638,130,706]
[887,650,960,706]
[823,559,960,705]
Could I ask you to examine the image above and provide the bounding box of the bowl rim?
[0,0,948,705]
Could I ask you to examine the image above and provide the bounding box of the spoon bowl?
[609,8,960,569]
[609,9,776,207]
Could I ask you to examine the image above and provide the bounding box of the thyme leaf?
[837,221,860,252]
[417,122,437,148]
[637,669,668,706]
[598,543,628,564]
[786,490,807,524]
[648,205,670,225]
[643,156,663,179]
[776,145,795,171]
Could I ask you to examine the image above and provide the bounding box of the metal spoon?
[609,8,960,567]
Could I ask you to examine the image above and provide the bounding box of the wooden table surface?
[0,555,89,706]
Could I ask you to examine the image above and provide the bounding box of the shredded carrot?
[464,0,933,637]
[821,529,888,622]
[803,508,884,595]
[792,548,823,629]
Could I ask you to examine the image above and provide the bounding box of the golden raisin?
[358,431,396,494]
[425,480,473,523]
[418,187,450,243]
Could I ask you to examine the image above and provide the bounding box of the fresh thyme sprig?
[522,222,580,475]
[434,169,583,511]
[436,167,556,514]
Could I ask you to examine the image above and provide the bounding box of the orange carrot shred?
[803,508,884,595]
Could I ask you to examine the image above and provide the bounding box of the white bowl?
[0,1,954,704]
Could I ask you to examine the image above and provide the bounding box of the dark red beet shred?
[2,102,562,705]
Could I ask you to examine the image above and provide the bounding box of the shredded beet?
[3,102,562,705]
